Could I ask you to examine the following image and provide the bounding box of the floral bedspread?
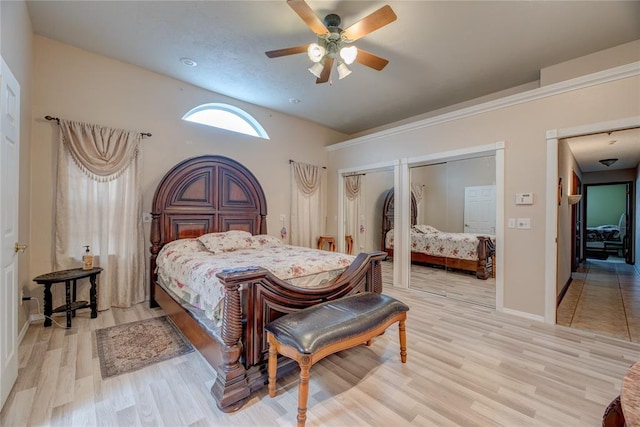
[386,226,495,261]
[156,237,355,324]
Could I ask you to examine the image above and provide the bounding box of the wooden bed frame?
[149,155,386,413]
[381,188,494,280]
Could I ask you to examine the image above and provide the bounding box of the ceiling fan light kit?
[307,43,325,62]
[266,0,397,84]
[339,46,358,65]
[308,62,324,78]
[337,62,352,80]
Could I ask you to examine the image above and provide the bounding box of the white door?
[0,58,21,410]
[464,185,496,234]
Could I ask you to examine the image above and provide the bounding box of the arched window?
[182,103,269,139]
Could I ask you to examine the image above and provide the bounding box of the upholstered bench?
[265,292,409,427]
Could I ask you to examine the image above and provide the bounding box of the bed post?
[476,236,494,280]
[211,277,251,412]
[149,211,161,308]
[369,257,384,293]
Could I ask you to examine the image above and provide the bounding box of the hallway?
[557,257,640,342]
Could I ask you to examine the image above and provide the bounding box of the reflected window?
[182,103,269,139]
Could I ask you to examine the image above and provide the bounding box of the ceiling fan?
[265,0,397,84]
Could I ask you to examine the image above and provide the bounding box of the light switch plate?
[508,218,516,228]
[517,218,531,229]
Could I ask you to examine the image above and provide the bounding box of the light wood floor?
[3,278,640,426]
[383,260,496,308]
[557,257,640,343]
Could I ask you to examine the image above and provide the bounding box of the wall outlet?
[142,212,152,223]
[279,214,286,222]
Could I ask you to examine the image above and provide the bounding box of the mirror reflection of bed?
[343,168,395,284]
[403,156,497,307]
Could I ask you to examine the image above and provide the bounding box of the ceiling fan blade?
[316,57,333,84]
[265,45,309,58]
[355,49,389,71]
[287,0,329,36]
[342,5,397,42]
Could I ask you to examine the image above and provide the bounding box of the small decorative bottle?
[82,245,94,270]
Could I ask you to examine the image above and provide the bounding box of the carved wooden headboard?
[381,188,418,250]
[149,155,268,302]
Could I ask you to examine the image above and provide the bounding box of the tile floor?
[557,256,640,342]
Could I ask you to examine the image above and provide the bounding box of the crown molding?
[326,61,640,152]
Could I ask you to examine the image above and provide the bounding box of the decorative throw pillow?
[197,230,253,254]
[413,224,439,234]
[249,234,283,249]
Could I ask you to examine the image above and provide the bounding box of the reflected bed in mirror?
[381,189,495,280]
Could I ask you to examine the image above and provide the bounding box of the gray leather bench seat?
[265,292,409,354]
[265,292,409,427]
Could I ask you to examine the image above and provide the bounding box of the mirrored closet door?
[409,156,497,307]
[344,168,394,286]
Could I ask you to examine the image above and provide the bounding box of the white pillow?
[413,224,439,234]
[197,230,253,254]
[249,234,283,249]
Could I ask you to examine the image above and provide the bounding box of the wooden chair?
[345,235,353,254]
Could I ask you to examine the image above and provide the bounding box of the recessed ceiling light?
[180,57,197,67]
[289,98,301,104]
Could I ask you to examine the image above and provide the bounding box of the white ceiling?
[26,1,640,137]
[565,127,640,174]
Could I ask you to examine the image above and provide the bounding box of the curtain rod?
[345,172,366,177]
[45,116,152,138]
[289,159,326,169]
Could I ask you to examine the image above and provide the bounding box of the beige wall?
[556,140,582,297]
[28,35,347,313]
[1,0,33,335]
[411,156,495,233]
[582,168,637,184]
[327,70,640,318]
[541,40,640,86]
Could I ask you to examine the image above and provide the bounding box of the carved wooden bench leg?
[265,292,409,427]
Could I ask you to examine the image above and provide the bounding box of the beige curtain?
[344,175,363,254]
[290,161,325,247]
[54,119,144,310]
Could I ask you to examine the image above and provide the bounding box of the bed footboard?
[476,236,495,280]
[212,250,386,412]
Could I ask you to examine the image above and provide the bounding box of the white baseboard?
[500,307,545,323]
[18,319,30,343]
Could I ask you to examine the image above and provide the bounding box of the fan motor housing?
[324,13,341,28]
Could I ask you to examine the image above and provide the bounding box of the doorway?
[553,125,640,340]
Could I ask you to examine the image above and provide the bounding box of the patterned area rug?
[96,315,194,379]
